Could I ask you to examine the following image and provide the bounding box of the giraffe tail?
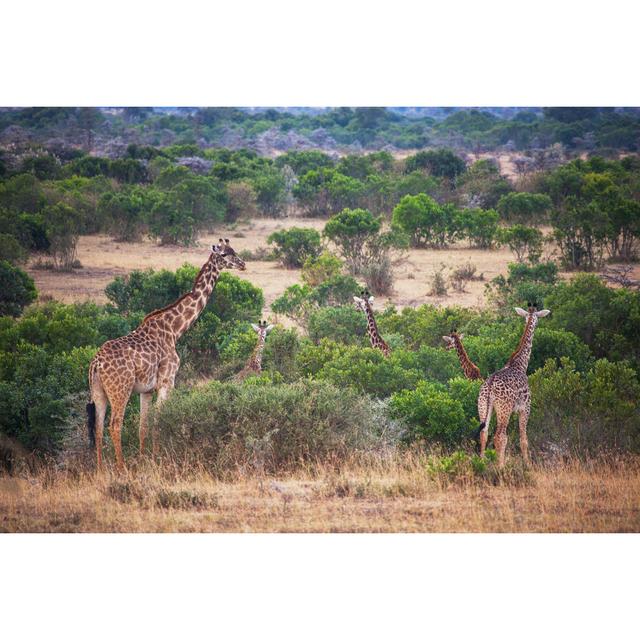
[87,402,96,449]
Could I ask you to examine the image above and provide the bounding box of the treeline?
[2,107,640,153]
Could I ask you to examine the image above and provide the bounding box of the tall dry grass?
[1,452,639,533]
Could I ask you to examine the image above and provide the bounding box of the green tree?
[405,149,466,180]
[496,224,544,262]
[267,227,322,268]
[497,192,552,225]
[0,261,37,317]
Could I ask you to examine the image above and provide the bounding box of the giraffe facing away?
[476,303,550,467]
[353,289,391,357]
[235,320,274,380]
[442,329,483,381]
[87,239,246,471]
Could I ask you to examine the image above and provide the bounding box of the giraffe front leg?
[139,392,153,456]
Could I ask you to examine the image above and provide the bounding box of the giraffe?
[475,303,550,467]
[87,239,246,471]
[235,320,274,380]
[442,329,483,381]
[353,289,391,357]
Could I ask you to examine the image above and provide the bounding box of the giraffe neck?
[247,332,267,372]
[507,316,537,374]
[144,255,223,341]
[453,337,482,380]
[364,302,390,356]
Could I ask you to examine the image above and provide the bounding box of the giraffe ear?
[368,296,374,304]
[458,333,465,340]
[250,323,259,332]
[353,296,363,303]
[442,335,454,345]
[535,309,551,318]
[514,307,529,317]
[266,324,275,333]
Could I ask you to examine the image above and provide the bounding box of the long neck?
[247,332,267,372]
[364,303,390,356]
[147,256,223,341]
[453,337,482,380]
[507,316,537,373]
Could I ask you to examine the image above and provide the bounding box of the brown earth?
[26,219,542,315]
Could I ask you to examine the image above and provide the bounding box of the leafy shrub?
[485,261,559,311]
[323,207,382,273]
[455,207,500,248]
[362,256,395,296]
[429,267,448,296]
[497,225,545,263]
[307,305,367,345]
[544,274,640,366]
[404,149,466,179]
[390,381,473,445]
[529,358,640,454]
[0,234,28,264]
[301,251,343,286]
[152,380,396,472]
[392,194,458,248]
[497,192,552,224]
[267,227,322,268]
[0,261,37,317]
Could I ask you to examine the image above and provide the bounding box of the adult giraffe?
[476,303,550,467]
[87,239,246,470]
[353,289,391,357]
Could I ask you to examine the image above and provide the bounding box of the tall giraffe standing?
[476,303,550,467]
[442,329,483,381]
[235,320,274,380]
[353,289,391,357]
[87,239,246,471]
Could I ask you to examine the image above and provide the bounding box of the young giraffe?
[442,329,483,381]
[476,303,550,467]
[353,289,391,357]
[235,320,274,380]
[87,239,246,471]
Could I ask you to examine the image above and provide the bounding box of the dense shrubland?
[1,110,640,472]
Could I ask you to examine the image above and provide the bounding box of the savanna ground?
[2,455,639,532]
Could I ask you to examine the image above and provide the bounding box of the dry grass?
[2,454,639,533]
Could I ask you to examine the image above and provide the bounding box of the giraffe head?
[514,301,551,327]
[353,288,374,313]
[442,328,465,350]
[250,319,274,338]
[212,238,246,271]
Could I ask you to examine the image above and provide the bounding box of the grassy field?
[2,454,639,533]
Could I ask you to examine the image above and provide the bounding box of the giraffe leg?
[494,411,511,468]
[108,403,127,472]
[94,397,107,472]
[90,372,108,471]
[518,399,531,465]
[152,382,174,457]
[139,392,153,455]
[477,389,492,457]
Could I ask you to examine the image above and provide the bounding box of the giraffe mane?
[141,259,213,324]
[506,314,534,365]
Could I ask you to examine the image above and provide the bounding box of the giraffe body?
[235,321,274,381]
[476,306,550,467]
[442,331,482,381]
[353,293,391,357]
[87,240,245,470]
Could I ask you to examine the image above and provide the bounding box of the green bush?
[390,380,474,445]
[152,380,397,472]
[455,208,500,249]
[267,227,322,268]
[0,261,37,317]
[307,305,367,345]
[529,358,640,454]
[0,234,28,264]
[496,225,545,263]
[301,251,343,286]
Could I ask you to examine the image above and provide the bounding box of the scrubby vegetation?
[1,108,639,523]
